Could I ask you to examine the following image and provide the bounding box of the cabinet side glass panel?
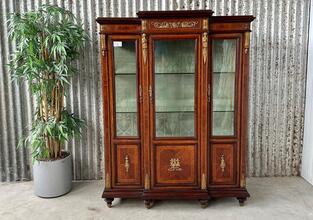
[113,41,138,136]
[212,39,236,136]
[154,39,196,137]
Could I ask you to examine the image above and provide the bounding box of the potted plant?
[8,5,87,197]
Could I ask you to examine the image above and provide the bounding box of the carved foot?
[144,200,154,209]
[237,197,246,206]
[105,198,114,208]
[199,199,209,208]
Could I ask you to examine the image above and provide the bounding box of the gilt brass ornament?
[168,158,182,172]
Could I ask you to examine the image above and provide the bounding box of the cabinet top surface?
[96,10,255,24]
[137,10,214,18]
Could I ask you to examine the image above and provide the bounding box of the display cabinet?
[96,10,255,208]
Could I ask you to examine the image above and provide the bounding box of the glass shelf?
[156,111,194,113]
[155,72,194,75]
[213,72,235,74]
[115,73,136,75]
[116,112,137,114]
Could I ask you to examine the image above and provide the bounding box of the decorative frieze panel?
[146,19,202,33]
[151,21,199,29]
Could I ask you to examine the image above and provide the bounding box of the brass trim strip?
[105,172,111,189]
[142,20,147,32]
[145,173,150,190]
[201,173,207,189]
[244,32,250,54]
[240,174,246,187]
[101,34,106,56]
[202,19,208,30]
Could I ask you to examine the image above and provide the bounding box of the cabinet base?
[102,187,249,208]
[208,187,250,199]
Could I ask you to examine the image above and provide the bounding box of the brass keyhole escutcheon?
[220,154,226,173]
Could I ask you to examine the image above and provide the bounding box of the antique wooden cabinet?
[96,10,255,208]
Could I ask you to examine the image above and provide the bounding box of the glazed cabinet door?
[149,35,201,188]
[108,36,143,188]
[209,34,242,186]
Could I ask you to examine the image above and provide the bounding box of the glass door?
[153,39,196,137]
[150,35,199,187]
[211,38,238,136]
[209,36,240,186]
[112,40,139,137]
[109,36,142,187]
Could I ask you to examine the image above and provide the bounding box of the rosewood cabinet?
[96,10,255,208]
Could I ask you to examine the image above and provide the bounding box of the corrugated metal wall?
[0,0,310,181]
[302,0,313,186]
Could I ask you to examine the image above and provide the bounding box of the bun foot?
[105,198,114,208]
[144,200,154,209]
[237,197,246,206]
[199,199,209,208]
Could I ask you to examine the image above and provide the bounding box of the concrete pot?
[33,152,72,198]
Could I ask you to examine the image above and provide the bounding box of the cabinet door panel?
[150,35,200,189]
[210,143,236,185]
[114,144,141,186]
[154,145,196,186]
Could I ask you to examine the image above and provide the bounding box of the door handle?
[139,85,143,103]
[149,85,152,103]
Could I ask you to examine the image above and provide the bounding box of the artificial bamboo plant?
[8,5,87,161]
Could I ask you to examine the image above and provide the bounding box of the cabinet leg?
[144,200,154,209]
[199,199,209,208]
[105,198,114,208]
[237,197,246,206]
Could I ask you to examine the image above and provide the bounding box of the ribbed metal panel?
[0,0,310,181]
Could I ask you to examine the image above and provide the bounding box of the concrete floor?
[0,177,313,220]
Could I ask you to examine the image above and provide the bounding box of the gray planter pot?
[33,152,72,198]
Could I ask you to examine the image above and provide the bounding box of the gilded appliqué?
[220,154,226,173]
[152,21,198,29]
[124,155,130,173]
[202,32,208,64]
[168,158,182,171]
[142,33,148,64]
